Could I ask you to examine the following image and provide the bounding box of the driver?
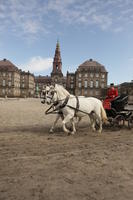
[107,83,118,100]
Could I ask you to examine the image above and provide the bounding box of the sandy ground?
[0,98,133,200]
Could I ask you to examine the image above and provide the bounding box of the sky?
[0,0,133,85]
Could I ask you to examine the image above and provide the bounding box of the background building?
[117,81,133,103]
[0,59,35,97]
[0,45,108,99]
[66,59,108,99]
[35,42,108,99]
[35,75,51,97]
[20,71,35,98]
[0,59,20,97]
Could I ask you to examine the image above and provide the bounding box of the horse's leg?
[71,118,76,134]
[49,114,61,133]
[95,114,102,133]
[98,117,102,133]
[62,114,74,134]
[89,113,96,132]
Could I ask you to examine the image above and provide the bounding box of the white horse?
[41,85,65,133]
[42,85,92,133]
[45,84,108,134]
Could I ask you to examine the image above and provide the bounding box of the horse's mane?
[55,84,72,99]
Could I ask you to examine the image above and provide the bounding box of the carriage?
[103,94,133,128]
[43,84,133,134]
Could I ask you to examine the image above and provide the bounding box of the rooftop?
[0,58,19,72]
[78,59,107,72]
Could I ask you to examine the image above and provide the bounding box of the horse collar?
[59,95,70,109]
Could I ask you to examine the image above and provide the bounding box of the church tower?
[51,41,63,84]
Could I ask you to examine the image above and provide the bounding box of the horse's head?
[45,86,58,105]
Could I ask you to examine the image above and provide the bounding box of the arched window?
[90,80,93,88]
[96,80,99,88]
[84,80,88,88]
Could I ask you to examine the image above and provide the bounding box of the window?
[70,76,74,82]
[101,74,105,78]
[3,72,6,77]
[22,83,25,88]
[89,90,93,96]
[2,80,6,86]
[84,73,88,78]
[78,82,81,88]
[56,65,58,70]
[96,73,99,78]
[78,90,82,95]
[78,73,81,78]
[96,80,99,88]
[8,82,11,87]
[8,73,12,79]
[70,84,73,89]
[95,91,99,96]
[90,73,93,78]
[90,80,93,88]
[101,83,104,88]
[2,89,5,94]
[84,80,88,88]
[71,76,74,80]
[84,90,87,95]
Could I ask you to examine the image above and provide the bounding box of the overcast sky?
[0,0,133,84]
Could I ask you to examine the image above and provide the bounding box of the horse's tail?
[100,104,108,123]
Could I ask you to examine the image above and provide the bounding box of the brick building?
[66,59,108,99]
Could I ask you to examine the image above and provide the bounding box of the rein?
[45,95,89,116]
[45,95,70,115]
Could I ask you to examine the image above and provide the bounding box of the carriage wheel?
[114,115,125,127]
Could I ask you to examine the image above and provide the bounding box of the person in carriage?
[103,83,128,116]
[107,83,118,100]
[103,83,118,110]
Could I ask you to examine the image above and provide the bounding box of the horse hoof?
[71,131,75,135]
[98,130,102,134]
[49,129,54,133]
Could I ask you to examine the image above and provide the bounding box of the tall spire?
[51,41,63,84]
[56,39,60,50]
[52,40,62,74]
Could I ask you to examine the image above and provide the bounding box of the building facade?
[35,75,52,97]
[0,59,20,97]
[117,81,133,103]
[66,59,108,99]
[0,59,35,97]
[35,43,108,99]
[20,71,35,97]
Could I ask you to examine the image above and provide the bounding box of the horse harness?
[45,95,79,116]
